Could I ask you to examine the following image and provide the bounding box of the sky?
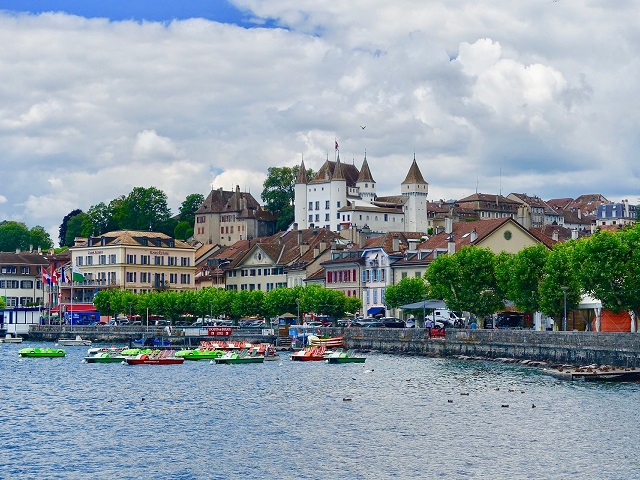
[0,1,639,245]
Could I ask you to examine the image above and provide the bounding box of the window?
[308,214,313,222]
[141,255,149,265]
[99,255,106,265]
[110,254,116,264]
[315,201,320,210]
[196,215,205,223]
[325,200,330,209]
[325,213,330,221]
[181,257,191,267]
[402,272,408,279]
[20,266,30,274]
[415,271,421,277]
[309,202,313,210]
[315,214,319,222]
[20,280,34,289]
[337,201,341,208]
[126,254,136,264]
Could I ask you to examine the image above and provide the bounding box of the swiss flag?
[51,269,59,284]
[42,267,51,285]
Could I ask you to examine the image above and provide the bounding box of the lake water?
[2,341,638,480]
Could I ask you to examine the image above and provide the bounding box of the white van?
[430,309,461,326]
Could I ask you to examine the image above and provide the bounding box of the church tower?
[401,155,429,232]
[294,158,309,229]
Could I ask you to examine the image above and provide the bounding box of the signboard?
[207,327,232,337]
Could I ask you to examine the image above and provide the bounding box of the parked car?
[381,317,406,328]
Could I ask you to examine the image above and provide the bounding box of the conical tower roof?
[357,155,375,183]
[295,158,308,184]
[332,154,346,181]
[401,156,427,185]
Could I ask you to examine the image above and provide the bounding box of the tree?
[538,242,581,328]
[384,277,428,309]
[261,165,314,231]
[425,246,504,319]
[111,187,173,233]
[231,290,264,321]
[85,202,116,236]
[496,244,550,313]
[0,221,31,251]
[64,213,90,247]
[573,226,640,331]
[179,193,205,227]
[263,286,303,319]
[59,209,83,247]
[174,221,192,241]
[28,226,53,251]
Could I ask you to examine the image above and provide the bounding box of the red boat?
[125,350,184,365]
[291,346,326,361]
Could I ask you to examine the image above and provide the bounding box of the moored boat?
[175,348,225,360]
[125,350,184,365]
[307,336,344,348]
[1,334,23,343]
[84,352,127,363]
[214,349,264,364]
[290,346,326,361]
[19,347,66,358]
[325,349,366,364]
[58,335,92,346]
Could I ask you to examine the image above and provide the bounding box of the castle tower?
[329,155,347,231]
[401,155,429,232]
[294,158,309,230]
[356,153,376,202]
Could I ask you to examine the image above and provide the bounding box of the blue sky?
[0,0,255,24]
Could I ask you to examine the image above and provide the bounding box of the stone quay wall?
[328,328,640,367]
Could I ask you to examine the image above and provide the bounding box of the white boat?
[58,335,92,346]
[0,334,23,343]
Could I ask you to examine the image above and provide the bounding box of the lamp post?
[209,301,213,322]
[561,286,568,331]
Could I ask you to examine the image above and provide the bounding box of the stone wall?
[328,328,640,367]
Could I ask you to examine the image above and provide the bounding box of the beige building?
[71,230,196,294]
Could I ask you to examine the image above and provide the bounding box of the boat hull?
[19,348,66,358]
[176,349,224,360]
[327,357,366,364]
[215,356,264,364]
[126,358,184,365]
[291,354,325,361]
[84,354,126,363]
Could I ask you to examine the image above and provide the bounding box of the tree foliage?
[425,246,504,318]
[261,165,314,231]
[496,244,550,313]
[538,241,581,323]
[59,209,83,247]
[0,221,53,252]
[64,212,90,247]
[384,277,428,309]
[178,193,205,227]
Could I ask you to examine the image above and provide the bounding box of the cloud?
[0,2,639,246]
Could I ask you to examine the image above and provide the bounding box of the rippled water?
[2,341,638,480]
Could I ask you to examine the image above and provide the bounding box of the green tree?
[64,213,90,247]
[59,209,83,247]
[111,187,173,233]
[425,246,504,320]
[28,226,53,251]
[174,221,192,241]
[384,277,428,309]
[538,242,581,329]
[0,221,31,251]
[300,285,348,322]
[85,202,116,236]
[261,165,314,231]
[573,226,640,330]
[496,244,550,313]
[179,193,205,227]
[263,285,303,320]
[231,290,265,321]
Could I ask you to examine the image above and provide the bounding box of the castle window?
[325,201,330,209]
[337,201,341,208]
[315,201,320,210]
[309,202,313,210]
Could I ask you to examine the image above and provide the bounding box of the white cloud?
[1,2,639,243]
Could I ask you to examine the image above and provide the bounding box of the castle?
[294,153,429,234]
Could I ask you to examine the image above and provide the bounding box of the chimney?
[29,244,33,253]
[16,248,20,254]
[300,243,310,255]
[313,246,320,257]
[552,229,559,241]
[293,223,298,231]
[445,217,453,235]
[319,241,327,251]
[297,230,302,245]
[392,235,400,252]
[470,229,477,243]
[577,208,582,219]
[447,234,455,255]
[571,229,578,240]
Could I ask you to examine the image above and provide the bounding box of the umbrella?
[398,299,447,310]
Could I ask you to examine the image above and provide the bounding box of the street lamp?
[561,286,568,331]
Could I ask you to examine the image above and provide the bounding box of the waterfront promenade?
[26,324,640,368]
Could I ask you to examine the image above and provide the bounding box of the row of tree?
[93,284,362,324]
[59,188,205,247]
[385,224,640,328]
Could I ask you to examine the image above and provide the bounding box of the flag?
[42,267,51,285]
[335,140,339,151]
[61,266,68,284]
[51,269,59,284]
[72,262,85,283]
